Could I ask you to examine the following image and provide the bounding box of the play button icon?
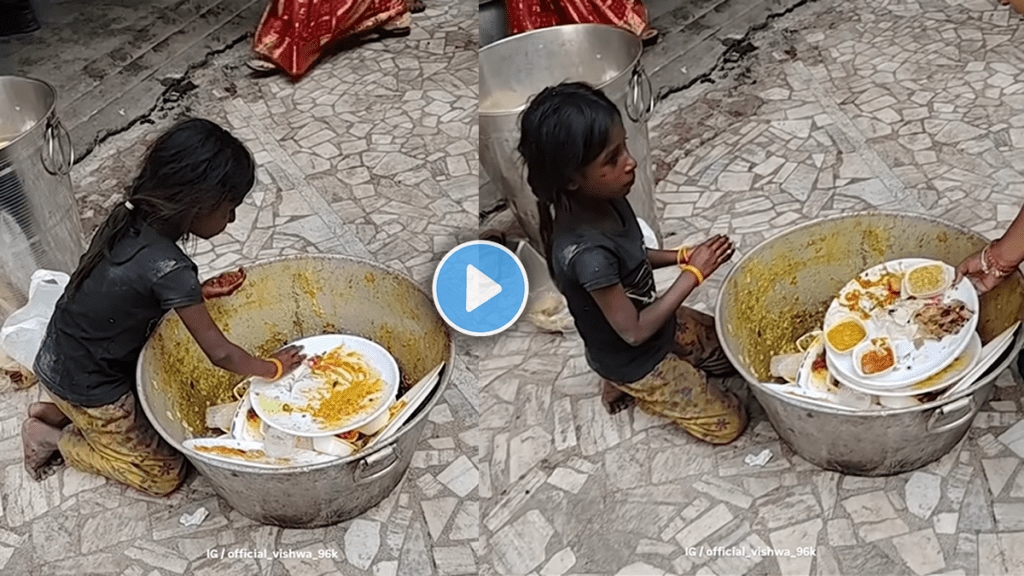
[433,241,529,337]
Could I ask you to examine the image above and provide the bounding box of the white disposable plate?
[761,383,859,412]
[250,334,400,437]
[824,258,979,389]
[183,438,336,468]
[939,321,1020,400]
[833,333,982,397]
[229,394,264,442]
[367,362,444,449]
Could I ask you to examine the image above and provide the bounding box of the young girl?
[22,118,305,496]
[518,82,746,444]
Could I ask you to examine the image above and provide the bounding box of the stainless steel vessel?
[137,255,455,527]
[0,76,82,323]
[715,212,1024,476]
[479,24,661,253]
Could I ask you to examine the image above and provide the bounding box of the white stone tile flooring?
[0,1,478,575]
[479,1,1024,575]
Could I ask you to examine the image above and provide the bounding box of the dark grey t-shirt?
[34,222,204,407]
[551,198,675,383]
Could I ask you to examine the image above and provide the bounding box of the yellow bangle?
[680,264,704,285]
[268,358,283,380]
[676,246,690,266]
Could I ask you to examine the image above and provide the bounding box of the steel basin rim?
[0,75,59,148]
[478,23,642,117]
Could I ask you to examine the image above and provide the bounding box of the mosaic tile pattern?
[479,1,1024,575]
[0,1,478,575]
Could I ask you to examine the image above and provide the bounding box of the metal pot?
[479,23,661,253]
[0,76,82,323]
[715,212,1024,476]
[136,255,455,527]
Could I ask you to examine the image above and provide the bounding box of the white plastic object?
[0,270,69,370]
[637,218,660,250]
[205,401,239,432]
[312,436,356,457]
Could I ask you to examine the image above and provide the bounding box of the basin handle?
[42,115,74,176]
[926,396,976,435]
[626,62,656,124]
[354,445,399,485]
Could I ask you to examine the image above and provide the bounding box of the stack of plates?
[822,258,980,397]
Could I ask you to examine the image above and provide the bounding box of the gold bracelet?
[268,358,283,380]
[680,264,704,285]
[676,246,690,266]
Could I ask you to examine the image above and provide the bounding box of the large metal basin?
[137,255,454,527]
[716,212,1024,476]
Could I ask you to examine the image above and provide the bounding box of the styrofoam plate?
[183,438,336,468]
[833,332,981,397]
[367,362,444,449]
[939,321,1020,400]
[250,334,399,437]
[824,258,979,389]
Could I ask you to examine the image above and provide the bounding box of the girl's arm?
[590,273,701,346]
[646,249,679,269]
[174,303,301,378]
[594,235,734,346]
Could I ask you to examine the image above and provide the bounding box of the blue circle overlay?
[432,241,529,337]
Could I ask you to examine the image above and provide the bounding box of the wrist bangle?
[268,358,283,380]
[676,246,690,266]
[983,241,1018,277]
[680,264,704,285]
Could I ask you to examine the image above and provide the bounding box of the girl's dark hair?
[517,82,621,277]
[68,118,255,293]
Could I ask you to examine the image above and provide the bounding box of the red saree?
[506,0,648,37]
[253,0,410,78]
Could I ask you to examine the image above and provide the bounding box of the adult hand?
[687,235,735,279]
[202,268,246,299]
[955,251,1005,295]
[271,345,306,377]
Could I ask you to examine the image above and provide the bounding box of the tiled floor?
[6,0,1024,574]
[478,1,1024,575]
[0,1,479,575]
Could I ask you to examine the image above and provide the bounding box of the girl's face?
[190,200,239,239]
[572,122,637,201]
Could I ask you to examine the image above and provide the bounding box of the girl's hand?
[272,345,306,377]
[202,268,246,299]
[687,235,735,279]
[956,251,1006,294]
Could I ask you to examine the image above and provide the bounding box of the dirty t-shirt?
[34,222,204,407]
[550,198,674,383]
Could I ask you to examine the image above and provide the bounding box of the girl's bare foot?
[407,0,425,13]
[21,418,62,481]
[28,402,70,428]
[601,379,635,414]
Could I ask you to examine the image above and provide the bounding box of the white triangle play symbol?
[466,264,502,313]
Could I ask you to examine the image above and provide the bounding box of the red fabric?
[506,0,649,37]
[254,0,409,78]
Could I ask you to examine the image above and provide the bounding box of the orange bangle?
[268,358,283,380]
[680,264,704,285]
[676,246,690,266]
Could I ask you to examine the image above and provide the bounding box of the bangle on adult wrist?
[983,242,1017,277]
